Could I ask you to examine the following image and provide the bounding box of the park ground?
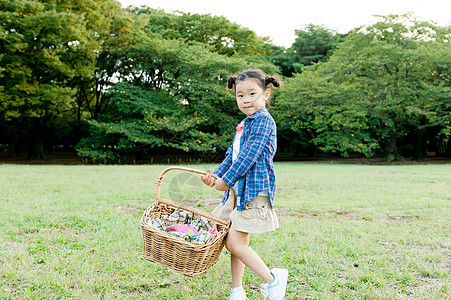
[0,162,449,299]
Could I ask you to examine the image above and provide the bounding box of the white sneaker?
[229,286,247,300]
[261,268,288,300]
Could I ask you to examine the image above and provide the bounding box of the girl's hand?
[201,169,216,187]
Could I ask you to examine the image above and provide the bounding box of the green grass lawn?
[0,163,449,299]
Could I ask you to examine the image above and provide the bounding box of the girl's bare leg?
[231,254,246,288]
[226,228,274,286]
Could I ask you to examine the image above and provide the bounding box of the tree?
[292,24,343,67]
[275,69,379,158]
[70,6,143,123]
[266,24,344,77]
[128,6,270,57]
[276,14,451,160]
[334,14,451,160]
[0,0,126,159]
[76,82,230,161]
[76,32,278,162]
[264,44,299,78]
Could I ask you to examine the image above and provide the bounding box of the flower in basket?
[166,224,199,237]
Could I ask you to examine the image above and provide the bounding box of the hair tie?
[265,76,279,87]
[227,76,237,89]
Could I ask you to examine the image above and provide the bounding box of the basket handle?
[154,166,234,226]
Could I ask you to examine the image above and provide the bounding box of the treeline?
[0,1,449,162]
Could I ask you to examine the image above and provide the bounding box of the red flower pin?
[236,122,244,133]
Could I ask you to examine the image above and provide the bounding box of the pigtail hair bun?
[265,76,280,88]
[227,76,237,89]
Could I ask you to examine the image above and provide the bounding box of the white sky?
[118,0,450,47]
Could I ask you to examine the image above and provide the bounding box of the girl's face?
[235,79,270,117]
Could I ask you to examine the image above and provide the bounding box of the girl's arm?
[201,143,234,189]
[214,145,233,178]
[214,178,229,191]
[220,116,274,188]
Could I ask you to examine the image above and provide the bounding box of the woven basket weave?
[141,167,230,277]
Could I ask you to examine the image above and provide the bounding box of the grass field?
[0,163,449,299]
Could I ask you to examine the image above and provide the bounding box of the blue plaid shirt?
[214,108,277,211]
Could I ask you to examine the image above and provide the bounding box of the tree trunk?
[134,150,144,162]
[7,137,17,157]
[27,138,45,160]
[384,133,397,162]
[412,132,424,161]
[27,118,47,160]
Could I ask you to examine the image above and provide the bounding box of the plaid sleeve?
[214,144,233,177]
[221,116,274,188]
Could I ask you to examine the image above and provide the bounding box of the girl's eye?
[250,93,256,96]
[237,95,243,98]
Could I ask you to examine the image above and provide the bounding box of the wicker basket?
[141,166,231,277]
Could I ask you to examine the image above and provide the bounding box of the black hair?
[227,69,283,107]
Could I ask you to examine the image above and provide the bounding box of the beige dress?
[212,193,279,234]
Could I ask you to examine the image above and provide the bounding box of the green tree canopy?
[76,13,279,162]
[266,24,344,77]
[128,6,270,57]
[275,14,451,160]
[292,24,343,67]
[0,0,128,158]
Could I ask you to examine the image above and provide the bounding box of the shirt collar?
[244,108,268,122]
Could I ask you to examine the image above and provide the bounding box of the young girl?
[201,69,288,300]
